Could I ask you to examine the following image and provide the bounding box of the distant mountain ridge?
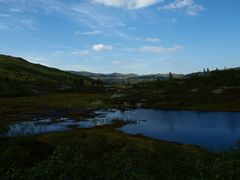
[70,66,240,84]
[70,71,139,78]
[70,71,184,84]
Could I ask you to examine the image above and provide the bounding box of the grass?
[108,69,240,111]
[111,69,240,112]
[0,121,217,179]
[0,55,100,97]
[0,122,239,179]
[0,93,115,122]
[0,92,240,179]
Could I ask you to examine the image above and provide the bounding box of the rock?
[136,103,144,108]
[31,89,39,94]
[111,94,125,99]
[91,101,103,105]
[191,89,198,93]
[124,102,130,107]
[177,81,184,85]
[58,85,71,91]
[211,89,223,94]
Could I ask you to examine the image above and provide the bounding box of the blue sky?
[0,0,240,74]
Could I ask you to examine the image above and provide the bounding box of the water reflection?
[1,109,240,151]
[1,115,115,137]
[109,109,240,151]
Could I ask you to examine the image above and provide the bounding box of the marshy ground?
[0,93,240,179]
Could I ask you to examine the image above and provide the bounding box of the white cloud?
[74,30,81,35]
[51,50,90,57]
[10,8,22,13]
[81,30,101,35]
[71,4,126,29]
[158,0,204,16]
[140,45,184,53]
[145,38,161,42]
[19,19,37,30]
[111,60,122,64]
[70,50,90,56]
[0,0,160,40]
[135,37,161,42]
[0,23,9,30]
[0,13,11,18]
[50,44,113,57]
[93,0,164,9]
[92,44,113,51]
[2,0,126,32]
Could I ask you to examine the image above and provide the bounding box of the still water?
[2,109,240,151]
[109,109,240,151]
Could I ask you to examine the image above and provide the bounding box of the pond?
[110,109,240,151]
[1,109,240,151]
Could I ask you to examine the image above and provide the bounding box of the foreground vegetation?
[0,93,112,122]
[0,122,240,179]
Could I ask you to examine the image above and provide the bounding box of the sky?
[0,0,240,74]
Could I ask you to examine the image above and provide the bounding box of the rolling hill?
[71,71,184,84]
[112,67,240,111]
[0,55,96,96]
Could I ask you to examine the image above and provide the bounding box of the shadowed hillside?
[0,55,99,96]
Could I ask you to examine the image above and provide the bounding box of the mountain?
[71,71,184,84]
[0,55,95,96]
[70,71,138,78]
